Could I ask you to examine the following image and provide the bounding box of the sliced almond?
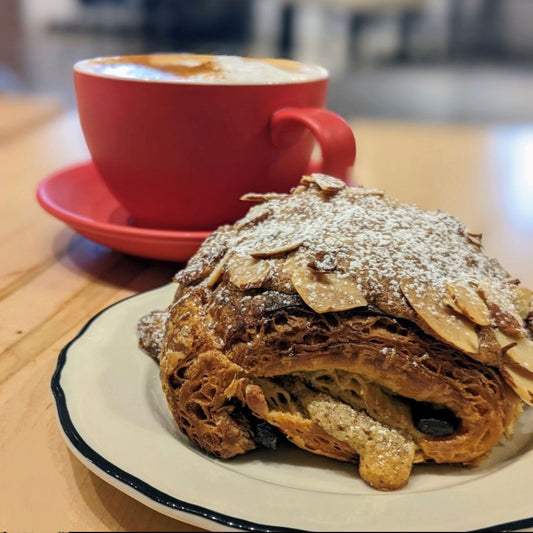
[351,187,385,197]
[477,326,503,365]
[251,239,302,259]
[501,363,533,406]
[464,230,483,247]
[494,328,519,352]
[494,329,533,377]
[234,205,271,230]
[206,255,227,288]
[477,279,524,336]
[240,192,286,203]
[300,174,345,192]
[513,286,533,320]
[443,295,462,315]
[174,241,227,285]
[445,282,491,326]
[276,253,301,290]
[292,267,367,313]
[400,279,479,355]
[227,255,272,290]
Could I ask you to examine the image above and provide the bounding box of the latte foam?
[75,54,328,85]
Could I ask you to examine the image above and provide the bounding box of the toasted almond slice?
[234,205,271,230]
[513,286,533,320]
[464,230,483,247]
[494,329,533,376]
[445,282,491,326]
[300,174,346,192]
[400,279,479,355]
[476,326,503,365]
[292,267,367,313]
[251,239,302,259]
[174,241,227,285]
[443,295,462,315]
[501,363,533,406]
[206,255,227,288]
[494,328,519,352]
[240,192,286,203]
[275,253,300,290]
[351,187,385,197]
[477,279,524,336]
[227,255,272,290]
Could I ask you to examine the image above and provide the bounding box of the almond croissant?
[138,174,532,490]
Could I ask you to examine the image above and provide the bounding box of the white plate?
[52,283,533,532]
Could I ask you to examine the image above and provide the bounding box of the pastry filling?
[235,369,459,490]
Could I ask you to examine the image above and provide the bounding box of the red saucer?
[36,161,212,262]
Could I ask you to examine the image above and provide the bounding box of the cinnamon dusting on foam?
[76,54,327,84]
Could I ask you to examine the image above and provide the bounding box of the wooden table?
[1,111,532,532]
[0,93,63,143]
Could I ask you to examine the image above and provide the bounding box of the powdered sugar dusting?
[221,181,513,301]
[137,308,170,360]
[174,175,522,346]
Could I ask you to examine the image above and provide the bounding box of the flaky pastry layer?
[138,174,532,490]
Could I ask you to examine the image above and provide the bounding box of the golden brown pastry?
[138,174,533,491]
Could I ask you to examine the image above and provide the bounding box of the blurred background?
[2,0,533,123]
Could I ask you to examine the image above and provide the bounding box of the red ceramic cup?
[74,54,356,231]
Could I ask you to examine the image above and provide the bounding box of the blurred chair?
[447,0,508,59]
[277,0,431,61]
[139,0,253,50]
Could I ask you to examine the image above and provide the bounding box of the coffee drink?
[75,54,328,84]
[74,52,355,230]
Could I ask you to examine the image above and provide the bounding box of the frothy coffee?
[75,54,328,84]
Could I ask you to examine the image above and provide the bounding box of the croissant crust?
[138,174,531,491]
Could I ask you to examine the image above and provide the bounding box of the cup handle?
[270,107,356,181]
